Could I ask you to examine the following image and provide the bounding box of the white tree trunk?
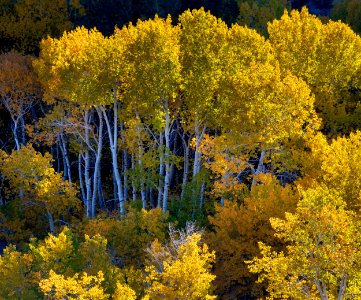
[181,134,189,200]
[101,100,124,216]
[123,149,128,202]
[251,149,266,188]
[12,120,20,150]
[84,110,92,218]
[137,122,146,208]
[157,131,164,208]
[91,108,104,218]
[46,210,55,234]
[131,153,137,202]
[59,133,72,183]
[192,122,205,179]
[162,100,171,212]
[78,153,86,203]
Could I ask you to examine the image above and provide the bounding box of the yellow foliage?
[207,174,299,298]
[248,186,361,298]
[179,8,228,129]
[35,26,113,107]
[0,51,39,116]
[297,130,361,210]
[0,145,80,232]
[331,0,361,34]
[199,134,248,199]
[78,233,124,294]
[119,15,181,122]
[39,270,109,300]
[0,245,37,299]
[30,227,75,276]
[218,61,319,147]
[145,233,216,300]
[269,7,361,132]
[113,282,136,300]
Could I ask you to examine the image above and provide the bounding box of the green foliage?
[0,245,39,299]
[0,0,83,53]
[168,179,212,229]
[81,208,168,267]
[331,0,361,34]
[237,0,291,36]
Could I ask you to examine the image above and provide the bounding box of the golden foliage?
[248,186,361,298]
[0,145,80,232]
[0,245,36,299]
[39,270,109,300]
[145,232,216,300]
[207,174,299,298]
[269,7,361,132]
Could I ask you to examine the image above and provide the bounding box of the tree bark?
[136,122,146,208]
[181,134,190,200]
[59,132,72,183]
[157,131,164,208]
[131,153,137,202]
[123,149,128,202]
[46,210,55,234]
[192,121,206,179]
[162,100,171,212]
[91,108,104,218]
[84,110,92,218]
[251,149,266,188]
[78,153,86,203]
[101,100,124,216]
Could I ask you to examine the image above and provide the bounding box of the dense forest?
[0,0,361,299]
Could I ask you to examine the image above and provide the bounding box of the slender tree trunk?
[61,144,67,181]
[98,172,104,209]
[84,110,92,218]
[123,149,128,202]
[60,133,72,183]
[157,132,164,208]
[91,108,104,218]
[181,135,190,200]
[315,280,329,300]
[131,153,137,202]
[162,100,171,212]
[101,100,124,216]
[199,181,205,209]
[12,120,20,150]
[192,121,206,179]
[20,115,26,145]
[169,129,177,188]
[46,210,55,234]
[251,149,266,188]
[192,121,206,206]
[137,122,146,208]
[78,153,86,203]
[55,144,61,173]
[149,188,155,208]
[337,274,347,300]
